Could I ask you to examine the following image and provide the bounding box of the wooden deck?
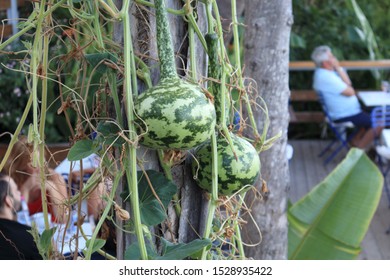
[288,140,390,260]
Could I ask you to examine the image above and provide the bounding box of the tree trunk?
[241,0,293,260]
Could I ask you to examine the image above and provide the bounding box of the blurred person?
[55,153,106,221]
[0,173,42,260]
[3,136,68,223]
[311,45,382,150]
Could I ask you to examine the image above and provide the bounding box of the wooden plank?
[0,1,11,10]
[18,0,27,6]
[289,60,390,71]
[1,24,13,37]
[0,0,26,10]
[289,141,310,202]
[288,105,297,122]
[291,90,318,102]
[289,112,324,123]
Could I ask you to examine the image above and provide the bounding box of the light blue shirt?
[313,68,361,120]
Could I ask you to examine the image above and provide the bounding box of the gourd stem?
[211,1,231,71]
[188,20,197,82]
[200,132,218,260]
[205,2,214,34]
[185,10,208,53]
[98,0,119,18]
[92,0,105,49]
[206,30,237,160]
[234,193,246,259]
[231,0,260,139]
[134,56,153,88]
[154,0,177,79]
[122,3,148,260]
[38,12,51,235]
[28,1,51,243]
[108,71,124,127]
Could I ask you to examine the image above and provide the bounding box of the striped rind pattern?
[192,133,261,195]
[135,77,216,149]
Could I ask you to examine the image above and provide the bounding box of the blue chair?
[371,106,390,208]
[316,91,356,165]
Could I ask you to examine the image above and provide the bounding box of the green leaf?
[288,148,383,259]
[290,32,306,49]
[39,227,57,252]
[96,121,125,147]
[124,242,158,260]
[158,238,212,260]
[20,40,32,51]
[138,170,177,226]
[84,239,106,254]
[120,170,177,226]
[67,139,98,161]
[85,53,117,74]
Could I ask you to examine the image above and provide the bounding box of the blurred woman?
[3,136,68,223]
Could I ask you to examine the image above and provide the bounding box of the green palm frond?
[289,148,383,259]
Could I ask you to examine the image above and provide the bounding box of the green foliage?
[96,121,126,147]
[121,170,177,227]
[137,170,177,226]
[67,139,98,161]
[0,43,30,139]
[84,239,106,255]
[288,149,383,259]
[40,227,57,253]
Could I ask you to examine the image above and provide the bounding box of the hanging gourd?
[191,33,261,196]
[135,0,216,150]
[192,133,261,196]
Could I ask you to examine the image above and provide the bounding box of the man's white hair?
[311,45,331,67]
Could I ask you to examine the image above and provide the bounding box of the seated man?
[0,173,42,260]
[311,45,382,150]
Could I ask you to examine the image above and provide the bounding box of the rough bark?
[241,0,292,260]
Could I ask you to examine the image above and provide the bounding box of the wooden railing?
[0,0,27,38]
[289,60,390,124]
[289,60,390,71]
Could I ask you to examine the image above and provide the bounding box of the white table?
[381,129,390,147]
[357,91,390,107]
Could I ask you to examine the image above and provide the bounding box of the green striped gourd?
[192,132,261,196]
[205,33,231,126]
[135,0,216,150]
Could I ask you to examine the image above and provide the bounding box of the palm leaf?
[288,148,383,259]
[347,0,382,79]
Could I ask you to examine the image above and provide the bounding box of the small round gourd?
[135,0,216,150]
[192,133,261,196]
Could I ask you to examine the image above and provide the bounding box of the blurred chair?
[316,91,356,165]
[371,106,390,208]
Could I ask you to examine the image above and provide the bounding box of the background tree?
[241,0,292,260]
